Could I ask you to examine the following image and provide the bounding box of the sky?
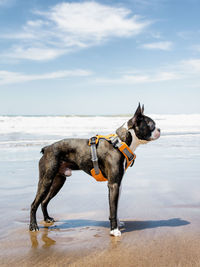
[0,0,200,115]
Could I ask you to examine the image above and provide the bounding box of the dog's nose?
[157,128,160,133]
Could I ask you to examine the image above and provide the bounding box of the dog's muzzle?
[150,128,161,140]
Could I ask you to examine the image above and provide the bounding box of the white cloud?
[124,71,179,83]
[178,30,200,40]
[140,41,173,50]
[94,71,180,85]
[1,57,200,87]
[1,2,151,61]
[93,57,200,85]
[44,2,148,39]
[191,45,200,53]
[0,69,92,85]
[181,59,200,72]
[5,47,66,61]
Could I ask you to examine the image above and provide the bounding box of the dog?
[29,104,160,236]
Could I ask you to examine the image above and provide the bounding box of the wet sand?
[0,134,200,266]
[1,214,200,266]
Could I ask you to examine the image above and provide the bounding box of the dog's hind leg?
[29,154,59,231]
[41,173,66,222]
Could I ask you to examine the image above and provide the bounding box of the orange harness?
[88,134,136,182]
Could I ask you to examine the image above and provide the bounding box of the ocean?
[1,114,200,147]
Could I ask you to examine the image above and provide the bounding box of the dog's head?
[128,103,160,142]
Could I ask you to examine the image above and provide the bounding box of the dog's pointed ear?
[128,103,143,128]
[134,103,143,117]
[141,104,144,114]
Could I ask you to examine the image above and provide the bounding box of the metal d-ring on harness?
[88,134,136,182]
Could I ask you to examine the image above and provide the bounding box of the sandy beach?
[0,115,200,266]
[1,216,200,267]
[1,0,200,264]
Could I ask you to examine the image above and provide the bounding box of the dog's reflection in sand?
[29,228,56,248]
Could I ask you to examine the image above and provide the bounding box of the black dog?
[29,104,160,236]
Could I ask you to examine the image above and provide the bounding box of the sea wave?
[0,114,200,147]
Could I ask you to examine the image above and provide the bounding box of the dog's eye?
[149,124,155,131]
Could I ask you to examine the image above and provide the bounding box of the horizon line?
[0,113,200,117]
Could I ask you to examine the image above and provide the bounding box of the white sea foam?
[152,114,200,136]
[0,114,200,147]
[0,116,125,136]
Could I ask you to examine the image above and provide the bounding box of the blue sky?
[0,0,200,115]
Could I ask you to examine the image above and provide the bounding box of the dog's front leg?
[117,184,125,228]
[108,182,121,237]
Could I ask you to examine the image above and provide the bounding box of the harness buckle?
[89,136,97,146]
[128,154,134,161]
[110,136,121,148]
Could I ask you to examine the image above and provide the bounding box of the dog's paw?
[29,223,39,232]
[110,228,121,237]
[45,217,55,223]
[118,220,125,228]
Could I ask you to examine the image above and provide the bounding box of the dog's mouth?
[149,128,161,141]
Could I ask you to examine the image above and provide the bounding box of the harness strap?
[88,134,136,182]
[108,135,136,169]
[118,142,136,170]
[90,137,100,175]
[89,136,107,181]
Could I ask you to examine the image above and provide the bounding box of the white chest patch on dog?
[129,129,148,151]
[122,122,149,153]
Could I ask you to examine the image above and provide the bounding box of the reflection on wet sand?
[41,219,109,230]
[29,217,190,249]
[30,229,56,249]
[30,232,39,248]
